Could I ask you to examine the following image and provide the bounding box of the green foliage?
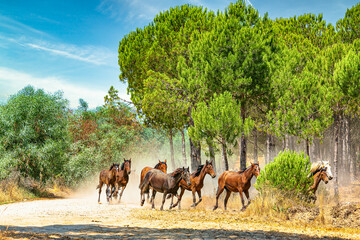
[255,150,312,198]
[0,86,69,182]
[336,2,360,44]
[189,92,253,144]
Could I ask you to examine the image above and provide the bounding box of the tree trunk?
[207,139,216,174]
[188,107,201,171]
[180,129,187,166]
[169,128,175,170]
[333,114,340,200]
[266,132,271,165]
[253,128,258,164]
[189,137,201,172]
[221,136,229,171]
[239,105,247,170]
[305,138,310,161]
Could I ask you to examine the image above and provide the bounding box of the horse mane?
[192,165,204,177]
[154,162,167,169]
[170,168,183,177]
[238,163,259,174]
[121,161,129,170]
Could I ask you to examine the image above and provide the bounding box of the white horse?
[309,160,333,180]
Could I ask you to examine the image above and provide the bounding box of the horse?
[309,161,333,180]
[96,163,120,203]
[140,167,191,210]
[113,158,132,202]
[139,160,167,201]
[172,160,216,209]
[213,162,260,211]
[308,167,329,203]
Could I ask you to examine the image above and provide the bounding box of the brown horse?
[172,160,216,209]
[213,162,260,211]
[113,158,132,202]
[140,167,191,210]
[139,160,167,201]
[96,163,120,203]
[308,167,329,202]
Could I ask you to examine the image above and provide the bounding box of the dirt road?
[0,191,359,240]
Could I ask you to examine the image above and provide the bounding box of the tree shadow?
[0,224,345,239]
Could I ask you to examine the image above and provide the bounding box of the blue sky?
[0,0,358,108]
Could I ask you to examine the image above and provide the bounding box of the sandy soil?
[0,184,359,240]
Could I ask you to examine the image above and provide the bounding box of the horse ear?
[206,160,209,164]
[164,159,167,163]
[123,158,126,161]
[251,162,254,166]
[159,160,161,163]
[187,167,189,171]
[129,158,131,162]
[182,167,185,170]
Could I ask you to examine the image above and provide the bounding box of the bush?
[255,150,312,198]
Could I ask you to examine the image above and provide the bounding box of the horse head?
[251,162,261,177]
[320,167,329,184]
[205,160,216,178]
[121,158,132,175]
[156,159,167,173]
[182,167,191,186]
[110,163,120,172]
[321,161,333,180]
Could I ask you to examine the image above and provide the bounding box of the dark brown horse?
[213,163,260,211]
[113,158,132,202]
[139,160,167,201]
[96,163,120,203]
[172,160,216,209]
[140,167,191,210]
[308,167,329,202]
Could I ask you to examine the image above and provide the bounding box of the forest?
[0,0,360,201]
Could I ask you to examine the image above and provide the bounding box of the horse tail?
[140,171,152,193]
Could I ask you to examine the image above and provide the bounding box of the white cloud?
[0,67,124,109]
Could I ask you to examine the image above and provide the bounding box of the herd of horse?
[96,158,333,210]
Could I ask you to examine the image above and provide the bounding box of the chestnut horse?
[213,162,260,211]
[113,158,132,202]
[96,163,120,203]
[308,167,329,202]
[139,160,167,201]
[140,167,191,210]
[172,160,216,209]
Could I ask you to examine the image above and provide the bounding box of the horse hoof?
[213,206,218,211]
[241,207,246,211]
[191,204,196,208]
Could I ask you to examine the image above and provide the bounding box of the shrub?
[255,150,312,198]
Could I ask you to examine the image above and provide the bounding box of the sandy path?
[0,190,359,240]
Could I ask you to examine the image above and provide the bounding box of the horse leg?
[239,190,246,211]
[151,190,157,209]
[169,194,174,209]
[160,191,167,211]
[213,185,225,211]
[174,187,185,210]
[190,189,197,207]
[195,189,202,207]
[118,186,126,203]
[106,185,111,202]
[97,182,103,203]
[224,189,231,211]
[244,189,251,206]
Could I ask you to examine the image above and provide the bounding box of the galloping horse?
[139,160,167,201]
[309,161,333,180]
[96,163,120,203]
[308,167,329,202]
[213,163,260,211]
[140,167,191,210]
[172,160,216,209]
[113,158,132,202]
